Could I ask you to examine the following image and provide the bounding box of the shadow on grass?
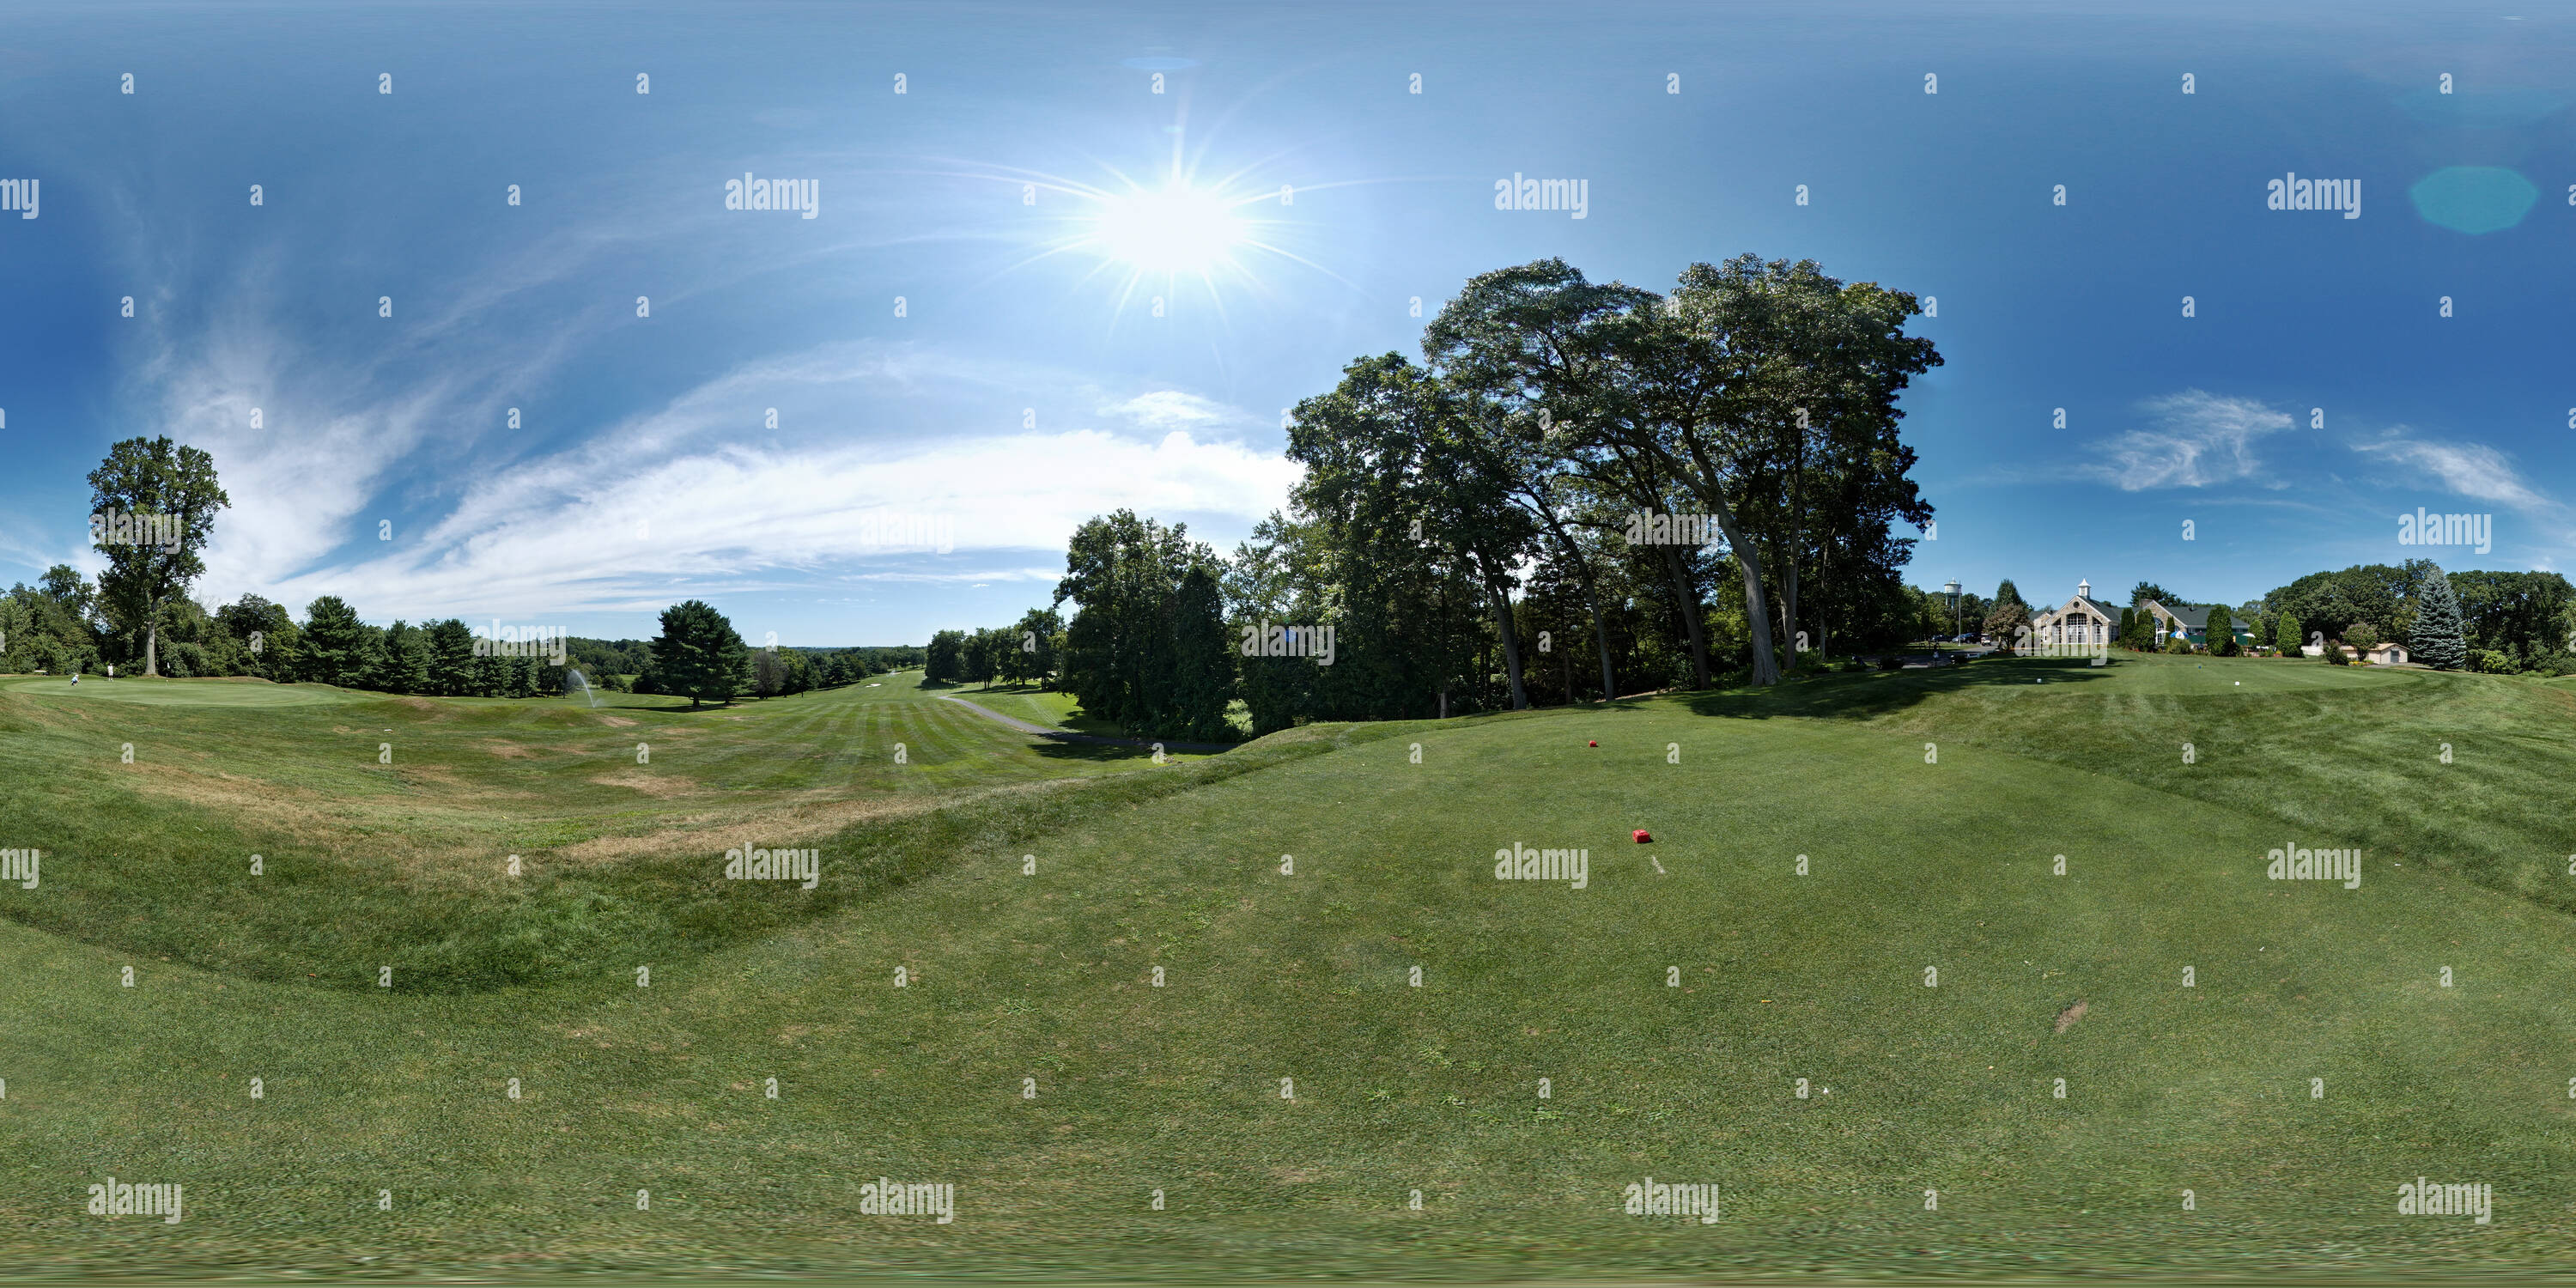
[1030,739,1167,762]
[591,700,766,721]
[1683,655,2119,721]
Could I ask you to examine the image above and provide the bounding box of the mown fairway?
[2,653,2573,1278]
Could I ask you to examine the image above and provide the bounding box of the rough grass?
[2,653,2573,1278]
[0,670,1217,992]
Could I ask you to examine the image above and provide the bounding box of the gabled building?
[2142,601,2256,649]
[2030,580,2255,651]
[2030,580,2123,649]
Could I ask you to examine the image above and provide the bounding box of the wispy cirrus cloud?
[1105,389,1267,434]
[2349,431,2556,513]
[245,423,1297,620]
[2079,391,2297,490]
[159,327,1298,621]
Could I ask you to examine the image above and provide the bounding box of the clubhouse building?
[2028,580,2256,651]
[2028,580,2123,649]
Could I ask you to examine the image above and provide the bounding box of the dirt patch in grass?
[130,761,536,857]
[597,715,638,727]
[588,769,699,799]
[399,764,531,797]
[129,764,352,841]
[2054,999,2088,1034]
[481,740,543,759]
[549,791,932,866]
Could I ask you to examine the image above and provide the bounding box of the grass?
[3,652,2573,1278]
[944,682,1256,742]
[939,681,1100,734]
[0,670,1211,993]
[5,675,374,707]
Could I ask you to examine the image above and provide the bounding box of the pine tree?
[2117,606,2136,650]
[300,596,373,686]
[427,619,476,696]
[2408,566,2469,670]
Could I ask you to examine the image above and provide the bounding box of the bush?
[2164,635,2194,654]
[2473,649,2513,674]
[163,641,210,677]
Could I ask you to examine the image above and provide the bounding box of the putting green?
[0,676,369,707]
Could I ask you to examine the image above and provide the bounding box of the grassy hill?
[2,654,2572,1278]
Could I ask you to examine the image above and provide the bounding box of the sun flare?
[1088,185,1248,276]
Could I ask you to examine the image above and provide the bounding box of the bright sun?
[1090,185,1246,276]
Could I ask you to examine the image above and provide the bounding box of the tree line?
[3,434,917,701]
[1005,255,1945,740]
[0,572,906,701]
[1903,567,2573,675]
[921,609,1065,690]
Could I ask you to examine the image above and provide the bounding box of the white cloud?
[2081,391,2295,490]
[1104,389,1262,434]
[2350,432,2555,513]
[130,307,1300,619]
[247,427,1296,619]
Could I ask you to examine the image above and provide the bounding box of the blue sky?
[2,1,2568,644]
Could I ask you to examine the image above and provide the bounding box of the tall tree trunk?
[1770,544,1791,671]
[1659,543,1710,688]
[1542,520,1617,705]
[1814,534,1832,656]
[1489,582,1529,710]
[1705,502,1782,685]
[1783,552,1801,671]
[144,606,161,677]
[1589,603,1613,702]
[1781,412,1809,675]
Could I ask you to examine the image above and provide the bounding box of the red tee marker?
[1633,829,1653,843]
[1588,740,1598,747]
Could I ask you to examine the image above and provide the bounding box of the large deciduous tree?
[652,599,751,708]
[923,629,965,684]
[1054,509,1236,739]
[1424,256,1937,686]
[1422,269,1653,697]
[1674,258,1939,667]
[1013,607,1065,688]
[88,437,228,677]
[1291,355,1540,708]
